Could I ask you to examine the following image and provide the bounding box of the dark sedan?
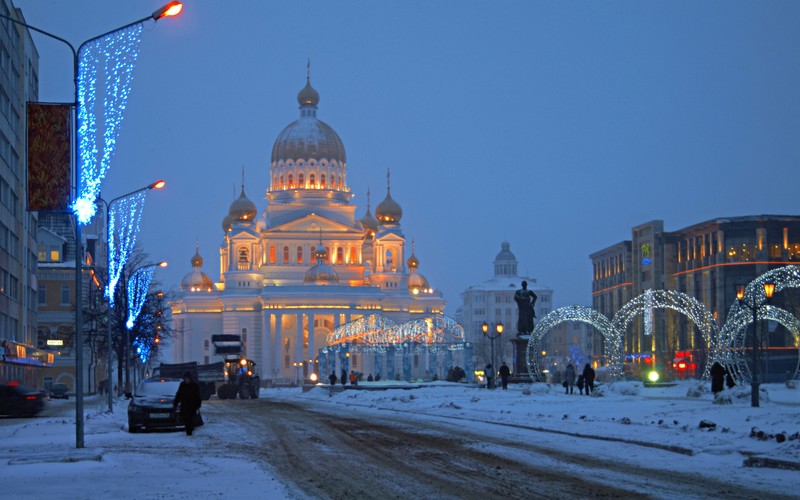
[127,378,183,433]
[0,382,46,417]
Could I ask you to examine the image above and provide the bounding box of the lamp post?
[124,261,167,393]
[98,180,164,411]
[1,2,182,449]
[736,281,775,408]
[481,322,504,389]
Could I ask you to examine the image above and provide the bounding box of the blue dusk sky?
[14,1,800,310]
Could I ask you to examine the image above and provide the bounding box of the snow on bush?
[603,381,640,396]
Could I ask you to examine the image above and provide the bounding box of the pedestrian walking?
[710,362,726,396]
[173,372,202,436]
[582,363,595,395]
[576,374,585,395]
[341,368,347,386]
[328,372,337,396]
[498,362,511,390]
[564,364,576,394]
[485,363,494,389]
[349,370,358,386]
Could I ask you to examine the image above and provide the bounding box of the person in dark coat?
[710,362,726,395]
[582,363,596,395]
[498,362,511,390]
[340,368,347,386]
[173,372,202,436]
[485,363,494,389]
[564,364,576,394]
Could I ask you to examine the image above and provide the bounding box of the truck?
[212,334,261,400]
[154,361,225,400]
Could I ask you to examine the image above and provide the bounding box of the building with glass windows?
[591,216,800,381]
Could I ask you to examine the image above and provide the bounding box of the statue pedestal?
[510,335,533,383]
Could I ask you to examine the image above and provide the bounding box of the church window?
[385,249,395,271]
[279,175,284,189]
[325,247,330,263]
[336,247,343,264]
[288,174,294,188]
[299,173,304,187]
[348,247,357,264]
[269,246,276,264]
[283,246,289,264]
[321,173,326,187]
[310,246,316,261]
[238,247,249,263]
[297,246,303,264]
[309,173,315,187]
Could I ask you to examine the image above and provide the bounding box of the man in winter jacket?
[174,372,202,435]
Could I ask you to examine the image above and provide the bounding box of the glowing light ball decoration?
[73,25,143,224]
[106,191,148,307]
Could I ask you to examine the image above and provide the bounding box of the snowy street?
[2,380,799,499]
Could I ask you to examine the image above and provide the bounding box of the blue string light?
[73,24,143,224]
[106,191,148,306]
[126,266,154,329]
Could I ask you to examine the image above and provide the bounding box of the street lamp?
[98,180,165,412]
[481,322,504,389]
[124,261,167,392]
[1,2,182,449]
[736,281,775,407]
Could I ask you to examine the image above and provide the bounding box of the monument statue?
[514,280,537,335]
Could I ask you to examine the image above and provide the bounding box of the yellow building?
[170,77,447,383]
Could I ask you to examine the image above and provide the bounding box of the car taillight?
[26,395,37,400]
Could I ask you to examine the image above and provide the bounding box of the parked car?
[127,378,184,433]
[49,383,69,399]
[0,382,46,417]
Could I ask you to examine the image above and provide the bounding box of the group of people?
[484,361,512,390]
[562,363,596,395]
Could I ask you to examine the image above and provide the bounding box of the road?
[201,398,790,500]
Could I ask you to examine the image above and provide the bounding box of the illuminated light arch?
[325,314,466,352]
[612,290,719,379]
[527,306,623,382]
[719,304,800,384]
[718,265,800,384]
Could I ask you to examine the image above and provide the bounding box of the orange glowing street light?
[150,179,166,190]
[152,2,184,21]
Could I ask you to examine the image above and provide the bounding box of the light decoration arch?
[527,306,623,382]
[612,289,719,379]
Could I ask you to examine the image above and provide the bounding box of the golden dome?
[229,185,257,222]
[375,169,402,225]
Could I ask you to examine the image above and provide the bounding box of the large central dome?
[269,77,349,196]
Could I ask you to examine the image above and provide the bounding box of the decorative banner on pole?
[27,103,72,211]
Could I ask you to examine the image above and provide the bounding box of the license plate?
[149,412,170,419]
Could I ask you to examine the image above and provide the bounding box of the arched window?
[283,246,290,264]
[269,246,276,264]
[298,173,304,187]
[238,247,249,263]
[297,246,303,264]
[288,174,294,188]
[386,249,395,271]
[279,175,284,189]
[348,247,357,264]
[321,173,326,187]
[336,247,344,265]
[309,173,315,188]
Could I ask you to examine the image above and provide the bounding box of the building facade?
[0,0,47,387]
[591,216,800,381]
[457,241,555,377]
[170,77,449,383]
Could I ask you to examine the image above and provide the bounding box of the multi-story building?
[591,216,800,381]
[170,77,451,383]
[457,241,554,378]
[0,0,48,387]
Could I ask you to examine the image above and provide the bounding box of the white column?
[307,312,315,365]
[274,313,282,379]
[295,314,303,370]
[262,310,271,380]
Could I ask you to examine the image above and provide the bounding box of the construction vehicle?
[154,361,224,400]
[212,334,260,400]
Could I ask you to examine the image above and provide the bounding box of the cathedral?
[169,76,446,383]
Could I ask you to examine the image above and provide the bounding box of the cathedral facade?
[169,77,446,383]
